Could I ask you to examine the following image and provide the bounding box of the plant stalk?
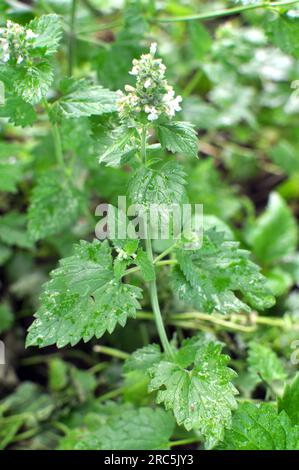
[140,125,174,358]
[145,235,174,358]
[157,0,299,23]
[93,345,129,360]
[170,437,199,448]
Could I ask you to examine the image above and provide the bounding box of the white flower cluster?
[0,20,37,65]
[116,43,182,123]
[115,246,137,262]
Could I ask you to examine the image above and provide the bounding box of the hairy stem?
[157,0,299,23]
[146,235,174,358]
[140,125,174,358]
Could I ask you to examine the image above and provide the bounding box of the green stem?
[68,0,77,76]
[136,310,299,333]
[123,259,177,278]
[140,125,174,358]
[12,428,39,443]
[93,345,129,360]
[146,235,174,358]
[157,0,299,23]
[51,421,70,435]
[88,362,109,374]
[140,126,147,163]
[43,100,66,170]
[170,437,199,448]
[153,243,177,264]
[98,387,123,402]
[155,259,177,268]
[21,350,95,366]
[172,319,255,334]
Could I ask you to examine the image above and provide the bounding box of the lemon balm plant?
[15,36,276,448]
[2,0,299,452]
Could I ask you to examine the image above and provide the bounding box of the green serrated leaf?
[76,407,175,450]
[28,170,86,241]
[278,373,299,425]
[266,13,299,58]
[172,229,275,314]
[219,402,299,450]
[97,126,138,168]
[29,14,63,56]
[149,335,238,449]
[26,240,142,348]
[52,78,117,120]
[0,94,36,127]
[13,61,53,105]
[129,160,187,207]
[157,121,198,158]
[136,249,155,281]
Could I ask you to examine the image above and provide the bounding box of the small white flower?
[2,52,10,62]
[116,248,129,261]
[167,95,182,117]
[116,43,183,122]
[150,42,157,55]
[17,55,23,64]
[26,29,37,40]
[130,94,138,105]
[148,113,158,121]
[125,84,135,92]
[129,65,139,75]
[147,107,159,121]
[158,62,166,73]
[0,39,9,52]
